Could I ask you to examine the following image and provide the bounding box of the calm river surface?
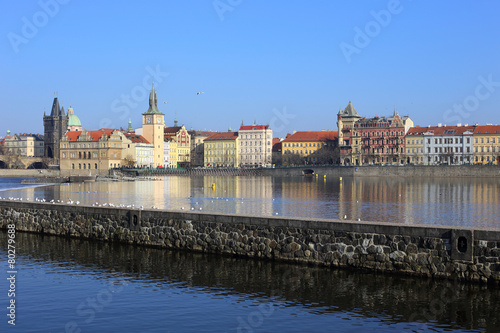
[1,176,499,332]
[1,176,499,228]
[1,231,499,332]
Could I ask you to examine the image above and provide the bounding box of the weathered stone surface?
[0,200,499,285]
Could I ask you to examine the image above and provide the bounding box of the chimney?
[437,123,442,127]
[457,123,462,127]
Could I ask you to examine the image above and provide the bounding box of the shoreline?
[0,164,499,179]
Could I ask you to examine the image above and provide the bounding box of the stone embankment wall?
[1,201,499,285]
[261,165,500,177]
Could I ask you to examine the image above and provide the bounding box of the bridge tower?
[43,95,68,165]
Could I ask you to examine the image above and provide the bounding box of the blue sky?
[1,0,500,138]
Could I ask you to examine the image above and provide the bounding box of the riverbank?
[1,164,499,179]
[0,169,60,178]
[1,200,499,285]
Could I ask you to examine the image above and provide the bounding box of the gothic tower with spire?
[43,95,68,164]
[142,81,165,167]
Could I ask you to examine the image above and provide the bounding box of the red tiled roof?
[65,131,82,141]
[189,130,216,137]
[123,133,150,144]
[164,126,182,134]
[164,134,175,141]
[239,125,269,131]
[474,125,500,134]
[407,125,475,136]
[282,131,338,142]
[205,132,238,141]
[65,129,115,142]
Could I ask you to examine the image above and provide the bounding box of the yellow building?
[164,125,191,168]
[281,131,339,165]
[141,82,164,167]
[204,132,239,167]
[189,130,216,167]
[405,127,426,164]
[473,125,500,165]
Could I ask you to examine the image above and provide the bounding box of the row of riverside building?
[336,101,500,166]
[1,85,499,174]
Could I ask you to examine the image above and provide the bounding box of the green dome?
[67,107,82,127]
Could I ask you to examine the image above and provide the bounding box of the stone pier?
[1,200,499,285]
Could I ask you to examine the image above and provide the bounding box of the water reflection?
[1,176,499,227]
[4,231,499,332]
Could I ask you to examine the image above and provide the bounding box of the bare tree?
[122,154,136,167]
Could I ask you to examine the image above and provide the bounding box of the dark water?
[1,231,499,332]
[1,176,499,228]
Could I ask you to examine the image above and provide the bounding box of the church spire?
[127,117,133,132]
[144,80,162,114]
[174,112,178,127]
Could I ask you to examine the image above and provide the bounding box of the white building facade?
[238,123,273,167]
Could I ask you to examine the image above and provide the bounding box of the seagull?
[196,92,204,95]
[344,215,347,219]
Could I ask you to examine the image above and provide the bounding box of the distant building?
[122,132,154,168]
[60,129,124,175]
[43,96,68,164]
[2,132,44,157]
[405,127,426,165]
[238,122,273,167]
[426,124,474,165]
[281,131,338,165]
[473,125,500,165]
[337,101,361,166]
[204,132,239,167]
[337,101,413,166]
[354,112,409,165]
[164,125,191,168]
[407,124,474,165]
[189,130,216,167]
[271,137,283,166]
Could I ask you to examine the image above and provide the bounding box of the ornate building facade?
[354,112,409,165]
[164,125,191,168]
[337,101,361,165]
[337,101,413,165]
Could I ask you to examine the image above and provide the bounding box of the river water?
[0,176,499,228]
[0,176,499,332]
[1,231,499,332]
